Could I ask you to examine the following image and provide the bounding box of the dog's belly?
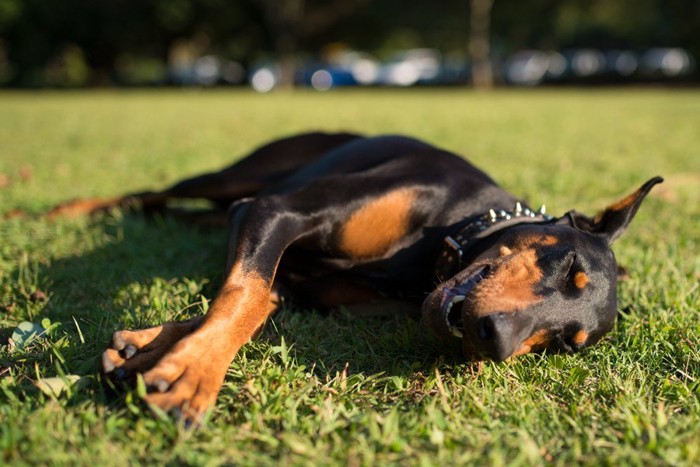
[275,245,435,308]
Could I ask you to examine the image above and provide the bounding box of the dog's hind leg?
[45,190,169,219]
[165,131,362,207]
[45,132,362,219]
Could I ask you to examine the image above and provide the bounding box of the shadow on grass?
[24,213,450,391]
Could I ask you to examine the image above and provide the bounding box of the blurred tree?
[0,0,698,87]
[0,0,21,32]
[469,0,495,89]
[255,0,369,88]
[491,0,700,53]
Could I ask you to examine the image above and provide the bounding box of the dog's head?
[423,177,663,361]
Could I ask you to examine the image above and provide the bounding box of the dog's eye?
[559,252,590,292]
[565,252,578,277]
[567,255,591,290]
[557,251,577,285]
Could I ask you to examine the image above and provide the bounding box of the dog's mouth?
[439,265,491,338]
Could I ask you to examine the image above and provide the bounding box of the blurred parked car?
[504,47,695,85]
[169,55,245,86]
[377,49,441,86]
[640,48,694,77]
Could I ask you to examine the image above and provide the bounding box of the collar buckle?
[434,202,552,282]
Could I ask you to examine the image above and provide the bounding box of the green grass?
[0,88,699,465]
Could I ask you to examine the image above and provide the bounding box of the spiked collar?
[434,202,553,281]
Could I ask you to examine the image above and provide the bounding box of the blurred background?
[0,0,698,90]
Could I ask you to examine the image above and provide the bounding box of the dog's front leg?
[102,197,310,422]
[139,264,275,420]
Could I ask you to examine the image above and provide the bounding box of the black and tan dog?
[48,132,661,421]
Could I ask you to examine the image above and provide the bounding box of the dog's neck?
[434,203,553,281]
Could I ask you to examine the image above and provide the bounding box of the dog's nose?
[474,313,518,361]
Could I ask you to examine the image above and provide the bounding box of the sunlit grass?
[0,88,698,464]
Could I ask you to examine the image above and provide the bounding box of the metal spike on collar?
[436,203,554,281]
[515,202,523,216]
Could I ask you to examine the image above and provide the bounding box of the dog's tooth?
[451,295,465,303]
[515,202,523,214]
[489,209,497,221]
[538,204,546,215]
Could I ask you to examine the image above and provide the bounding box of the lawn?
[0,88,698,465]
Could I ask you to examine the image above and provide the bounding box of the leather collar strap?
[435,202,553,281]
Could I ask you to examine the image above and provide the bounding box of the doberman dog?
[47,132,662,422]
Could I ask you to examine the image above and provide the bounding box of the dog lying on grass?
[47,132,662,422]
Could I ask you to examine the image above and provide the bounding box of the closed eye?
[560,251,590,292]
[565,252,577,277]
[557,251,577,287]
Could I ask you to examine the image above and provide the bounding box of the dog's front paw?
[140,333,230,423]
[102,318,201,382]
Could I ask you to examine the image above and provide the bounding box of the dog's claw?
[182,415,197,430]
[123,345,137,359]
[151,379,170,393]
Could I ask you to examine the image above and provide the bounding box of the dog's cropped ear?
[557,176,663,244]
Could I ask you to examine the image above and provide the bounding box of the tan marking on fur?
[608,191,639,212]
[514,234,559,248]
[471,234,558,264]
[572,329,588,346]
[594,189,642,223]
[46,197,123,219]
[198,263,274,351]
[469,247,544,316]
[574,271,589,289]
[499,246,513,257]
[340,188,417,258]
[267,288,283,315]
[511,329,550,357]
[252,289,285,339]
